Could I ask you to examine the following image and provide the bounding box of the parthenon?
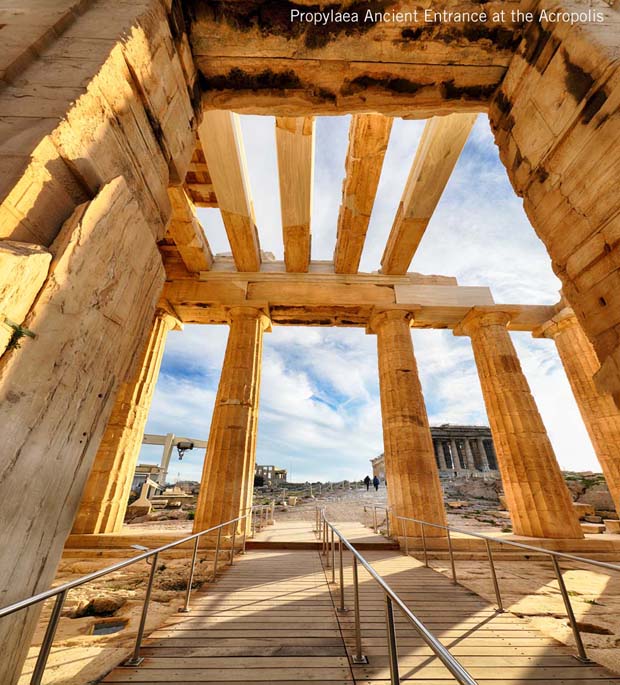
[0,0,619,683]
[371,425,499,478]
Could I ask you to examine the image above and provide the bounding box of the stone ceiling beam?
[334,114,392,274]
[167,186,213,273]
[381,113,477,275]
[189,0,523,116]
[197,110,261,271]
[163,269,554,330]
[183,136,218,208]
[275,116,315,273]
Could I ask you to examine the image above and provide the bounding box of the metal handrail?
[319,509,477,685]
[368,503,390,536]
[1,511,252,684]
[395,514,620,663]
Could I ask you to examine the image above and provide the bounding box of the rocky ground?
[126,470,619,534]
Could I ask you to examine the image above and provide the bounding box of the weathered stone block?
[581,522,605,534]
[0,240,51,354]
[0,176,164,685]
[573,502,595,520]
[604,519,620,534]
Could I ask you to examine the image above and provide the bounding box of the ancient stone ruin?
[0,0,619,682]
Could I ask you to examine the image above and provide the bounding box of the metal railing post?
[30,589,68,685]
[351,556,368,663]
[179,537,199,613]
[331,527,336,583]
[421,524,429,568]
[212,527,222,581]
[404,518,409,557]
[373,506,378,533]
[338,539,346,613]
[230,522,237,566]
[485,539,503,612]
[551,555,591,663]
[124,551,159,666]
[241,516,248,554]
[385,595,400,685]
[447,528,457,585]
[326,523,332,569]
[385,508,391,538]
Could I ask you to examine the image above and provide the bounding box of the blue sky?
[139,114,599,482]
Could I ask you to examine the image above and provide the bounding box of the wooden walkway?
[102,533,620,684]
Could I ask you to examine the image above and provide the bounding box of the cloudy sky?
[139,114,599,483]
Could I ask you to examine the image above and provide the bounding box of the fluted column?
[477,438,490,471]
[464,439,476,471]
[434,440,448,470]
[368,310,446,537]
[194,307,270,536]
[534,308,620,516]
[455,308,582,538]
[72,309,179,534]
[451,439,463,471]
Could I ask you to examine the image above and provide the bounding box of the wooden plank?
[334,114,392,274]
[167,187,213,273]
[197,110,260,271]
[101,539,620,685]
[276,116,314,273]
[381,113,477,274]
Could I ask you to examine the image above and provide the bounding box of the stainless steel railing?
[368,503,390,536]
[394,514,620,664]
[317,509,477,685]
[250,502,274,535]
[0,511,253,685]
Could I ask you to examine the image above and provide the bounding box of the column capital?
[366,307,418,335]
[154,307,183,332]
[228,305,271,331]
[531,307,578,339]
[453,306,513,337]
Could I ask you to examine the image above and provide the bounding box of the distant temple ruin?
[371,424,498,478]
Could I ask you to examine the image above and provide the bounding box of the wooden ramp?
[248,519,398,550]
[102,549,353,683]
[101,545,620,684]
[329,550,620,684]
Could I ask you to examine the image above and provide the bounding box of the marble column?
[534,308,620,516]
[434,440,448,470]
[477,438,490,471]
[72,309,179,534]
[194,307,270,537]
[368,310,446,537]
[464,439,476,471]
[450,439,463,471]
[455,308,582,539]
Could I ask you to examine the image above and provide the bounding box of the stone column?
[434,440,448,471]
[534,308,620,517]
[477,438,490,471]
[194,307,270,537]
[368,310,446,537]
[464,439,476,471]
[72,309,179,535]
[450,439,463,471]
[455,308,582,539]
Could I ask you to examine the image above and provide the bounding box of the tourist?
[373,476,380,491]
[364,475,371,490]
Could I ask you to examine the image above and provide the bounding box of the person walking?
[372,475,380,491]
[364,475,371,491]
